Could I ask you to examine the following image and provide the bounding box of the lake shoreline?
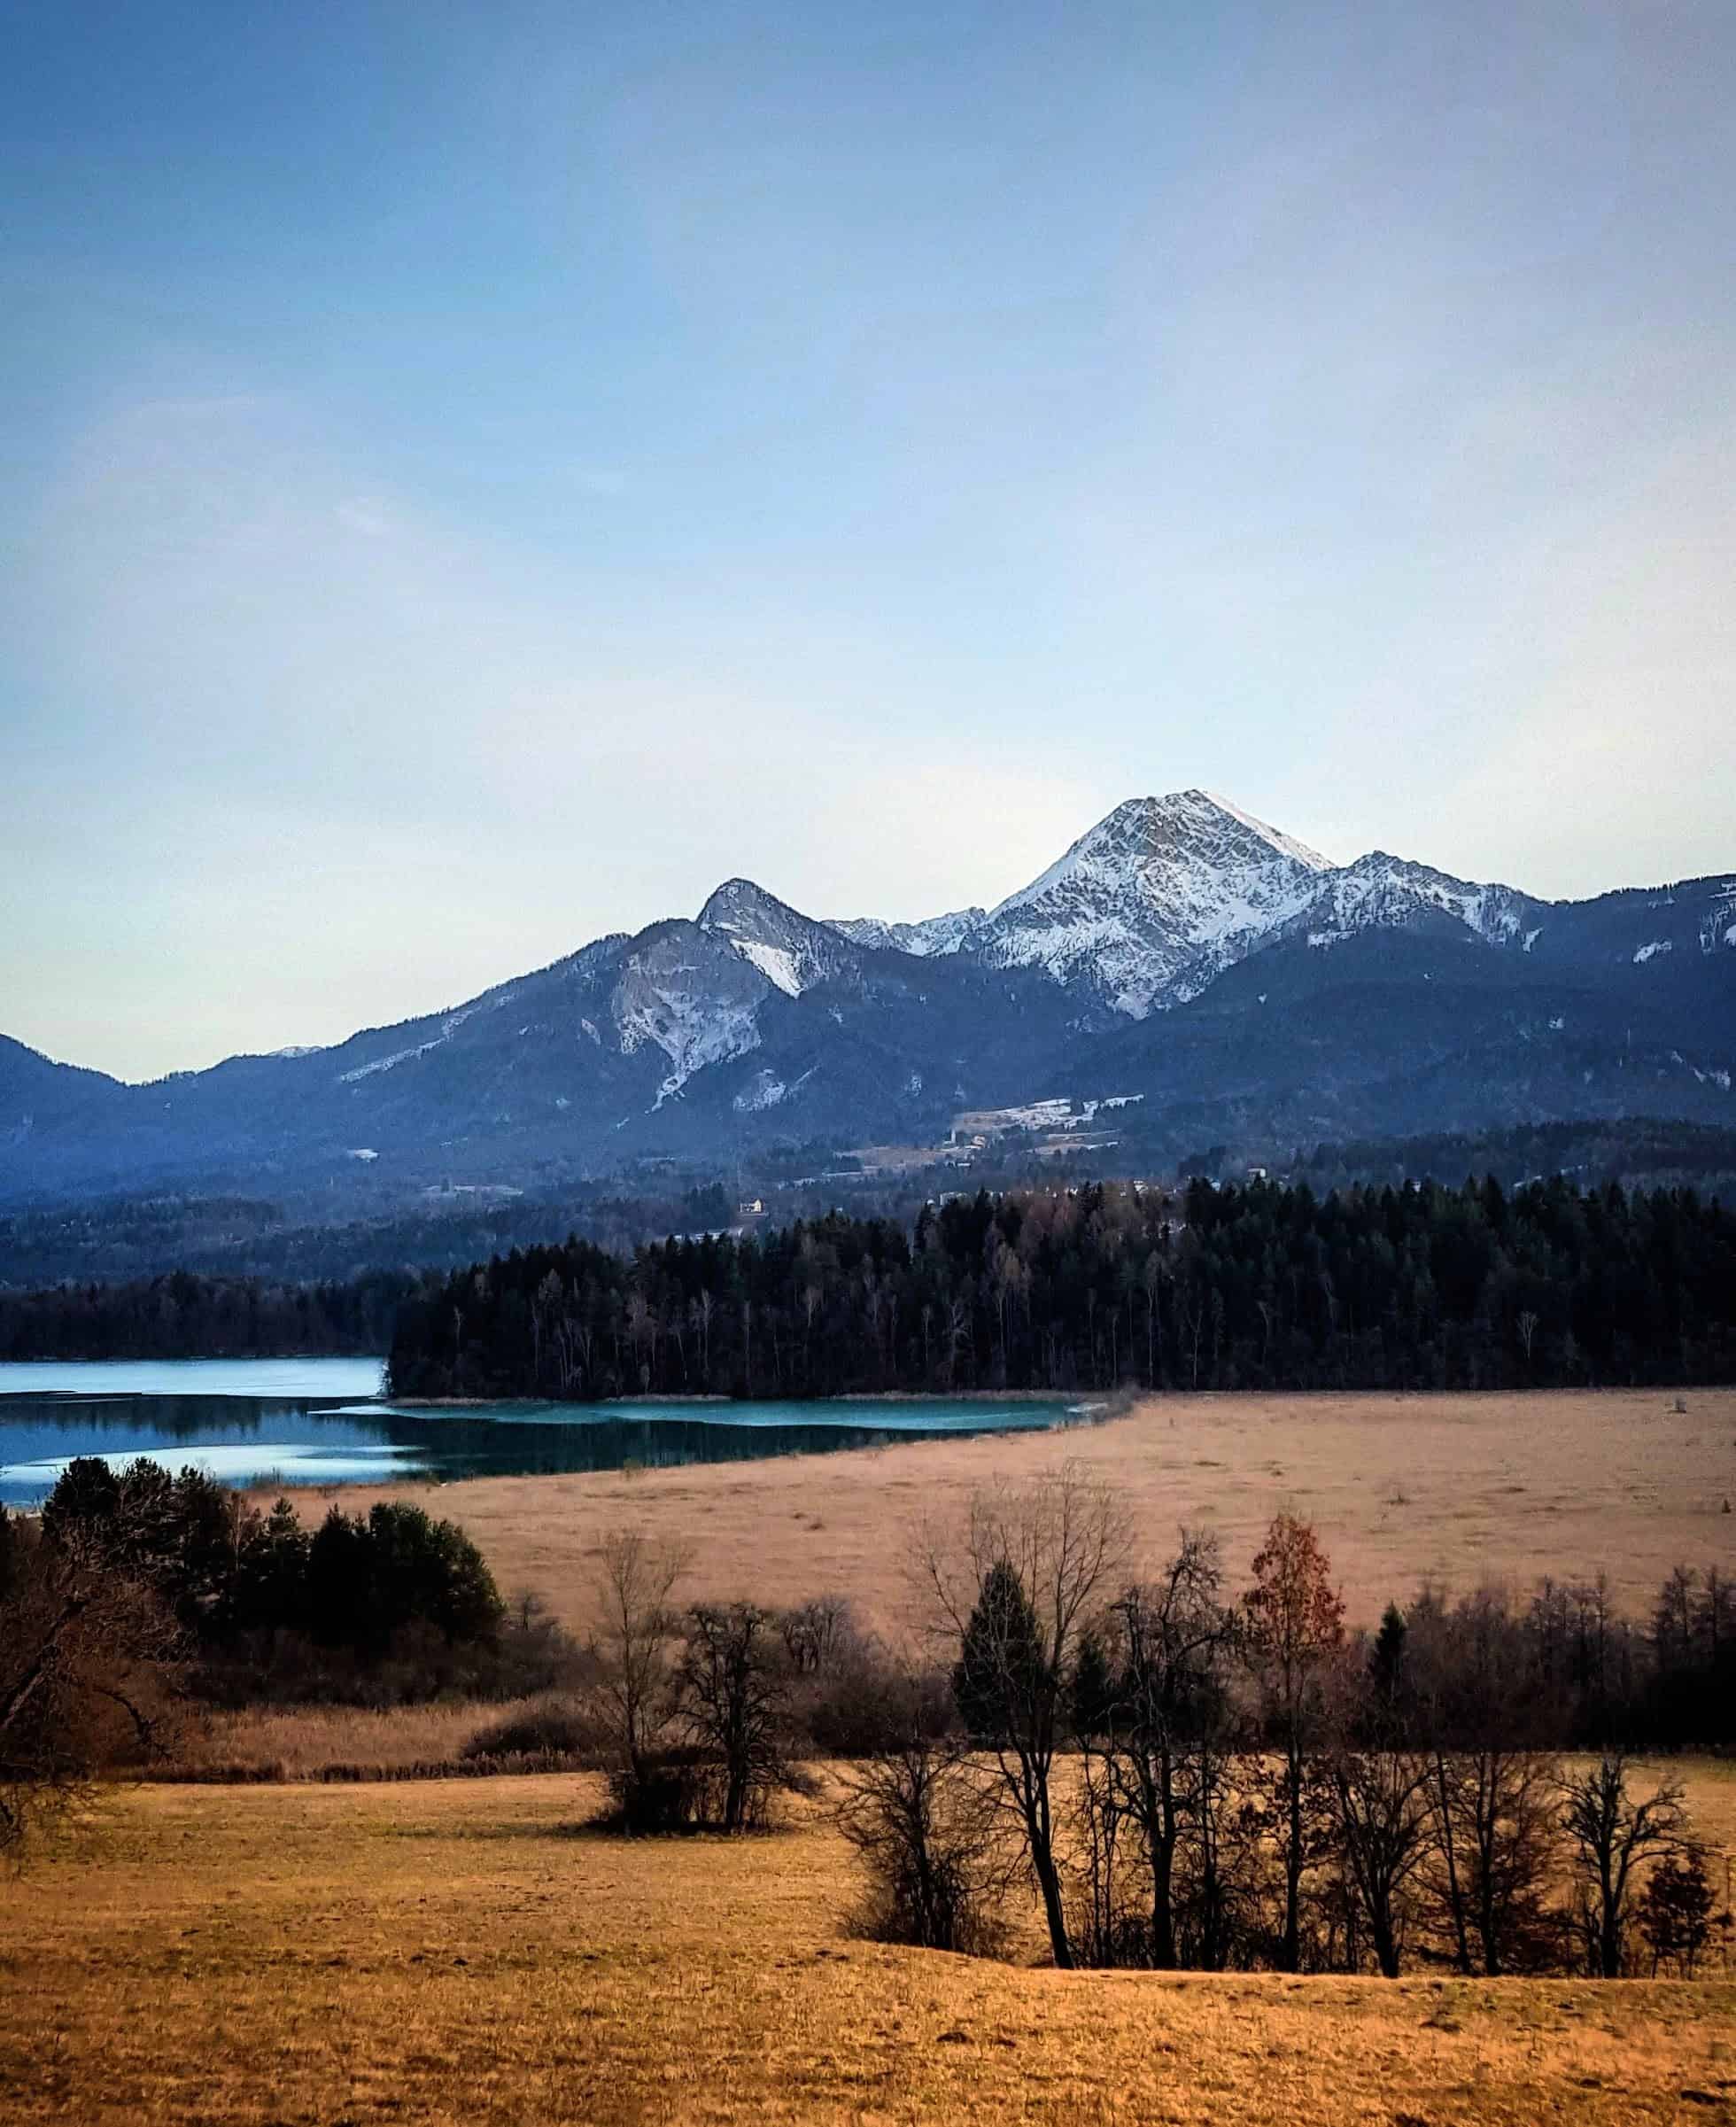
[387,1386,1098,1409]
[0,1360,1094,1509]
[242,1386,1736,1637]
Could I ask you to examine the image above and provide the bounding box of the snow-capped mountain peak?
[8,792,1733,1217]
[996,791,1331,908]
[973,789,1335,1018]
[696,878,856,997]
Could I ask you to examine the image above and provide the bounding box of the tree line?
[4,1451,1730,1980]
[0,1458,581,1858]
[0,1179,754,1287]
[0,1269,413,1362]
[565,1482,1732,1979]
[387,1175,1736,1399]
[1290,1119,1736,1199]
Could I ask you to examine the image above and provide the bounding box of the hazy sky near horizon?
[4,1,1733,1081]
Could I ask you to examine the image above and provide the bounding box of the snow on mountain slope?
[609,922,769,1104]
[967,790,1335,1018]
[827,907,987,957]
[1697,881,1736,953]
[325,982,532,1084]
[9,795,1734,1213]
[1286,852,1538,951]
[697,879,857,996]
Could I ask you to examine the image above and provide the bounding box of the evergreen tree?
[953,1559,1048,1743]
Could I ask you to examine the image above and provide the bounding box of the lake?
[0,1358,1094,1506]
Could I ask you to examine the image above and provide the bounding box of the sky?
[3,0,1732,1082]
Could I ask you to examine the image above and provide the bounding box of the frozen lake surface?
[0,1359,1089,1506]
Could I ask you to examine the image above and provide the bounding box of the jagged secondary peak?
[976,789,1335,1016]
[827,906,987,957]
[697,877,856,997]
[1293,850,1538,950]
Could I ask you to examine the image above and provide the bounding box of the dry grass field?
[182,1696,567,1779]
[280,1388,1736,1637]
[4,1766,1733,2127]
[37,1387,1719,2123]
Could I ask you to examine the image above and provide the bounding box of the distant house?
[1247,1164,1268,1182]
[737,1198,765,1218]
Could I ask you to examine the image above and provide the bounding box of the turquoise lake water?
[0,1358,1093,1506]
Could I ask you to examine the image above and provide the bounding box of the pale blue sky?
[4,1,1732,1079]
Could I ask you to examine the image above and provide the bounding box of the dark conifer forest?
[386,1177,1736,1400]
[0,1269,414,1362]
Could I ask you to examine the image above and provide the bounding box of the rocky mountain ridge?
[4,792,1732,1209]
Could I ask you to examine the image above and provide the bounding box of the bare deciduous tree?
[779,1595,854,1678]
[1099,1530,1236,1968]
[676,1601,794,1831]
[917,1463,1131,1968]
[590,1531,688,1829]
[1330,1748,1437,1976]
[1436,1745,1563,1975]
[1559,1752,1687,1978]
[1407,1587,1563,1976]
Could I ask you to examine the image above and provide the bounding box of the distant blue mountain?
[4,793,1732,1210]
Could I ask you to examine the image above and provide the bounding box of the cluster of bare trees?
[835,1471,1725,1978]
[577,1480,1726,1977]
[6,1457,1724,1993]
[586,1533,816,1833]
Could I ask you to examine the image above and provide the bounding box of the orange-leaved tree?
[1244,1511,1345,1970]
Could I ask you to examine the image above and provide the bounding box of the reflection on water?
[0,1360,1087,1507]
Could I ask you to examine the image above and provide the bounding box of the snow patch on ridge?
[733,939,803,997]
[828,907,987,957]
[732,1064,818,1114]
[335,998,506,1083]
[339,1036,444,1082]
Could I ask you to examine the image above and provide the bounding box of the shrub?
[461,1701,602,1762]
[1639,1847,1717,1976]
[797,1639,950,1758]
[606,1746,711,1834]
[838,1724,1005,1956]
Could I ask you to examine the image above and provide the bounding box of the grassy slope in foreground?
[4,1771,1732,2127]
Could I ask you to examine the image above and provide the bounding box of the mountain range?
[4,791,1733,1210]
